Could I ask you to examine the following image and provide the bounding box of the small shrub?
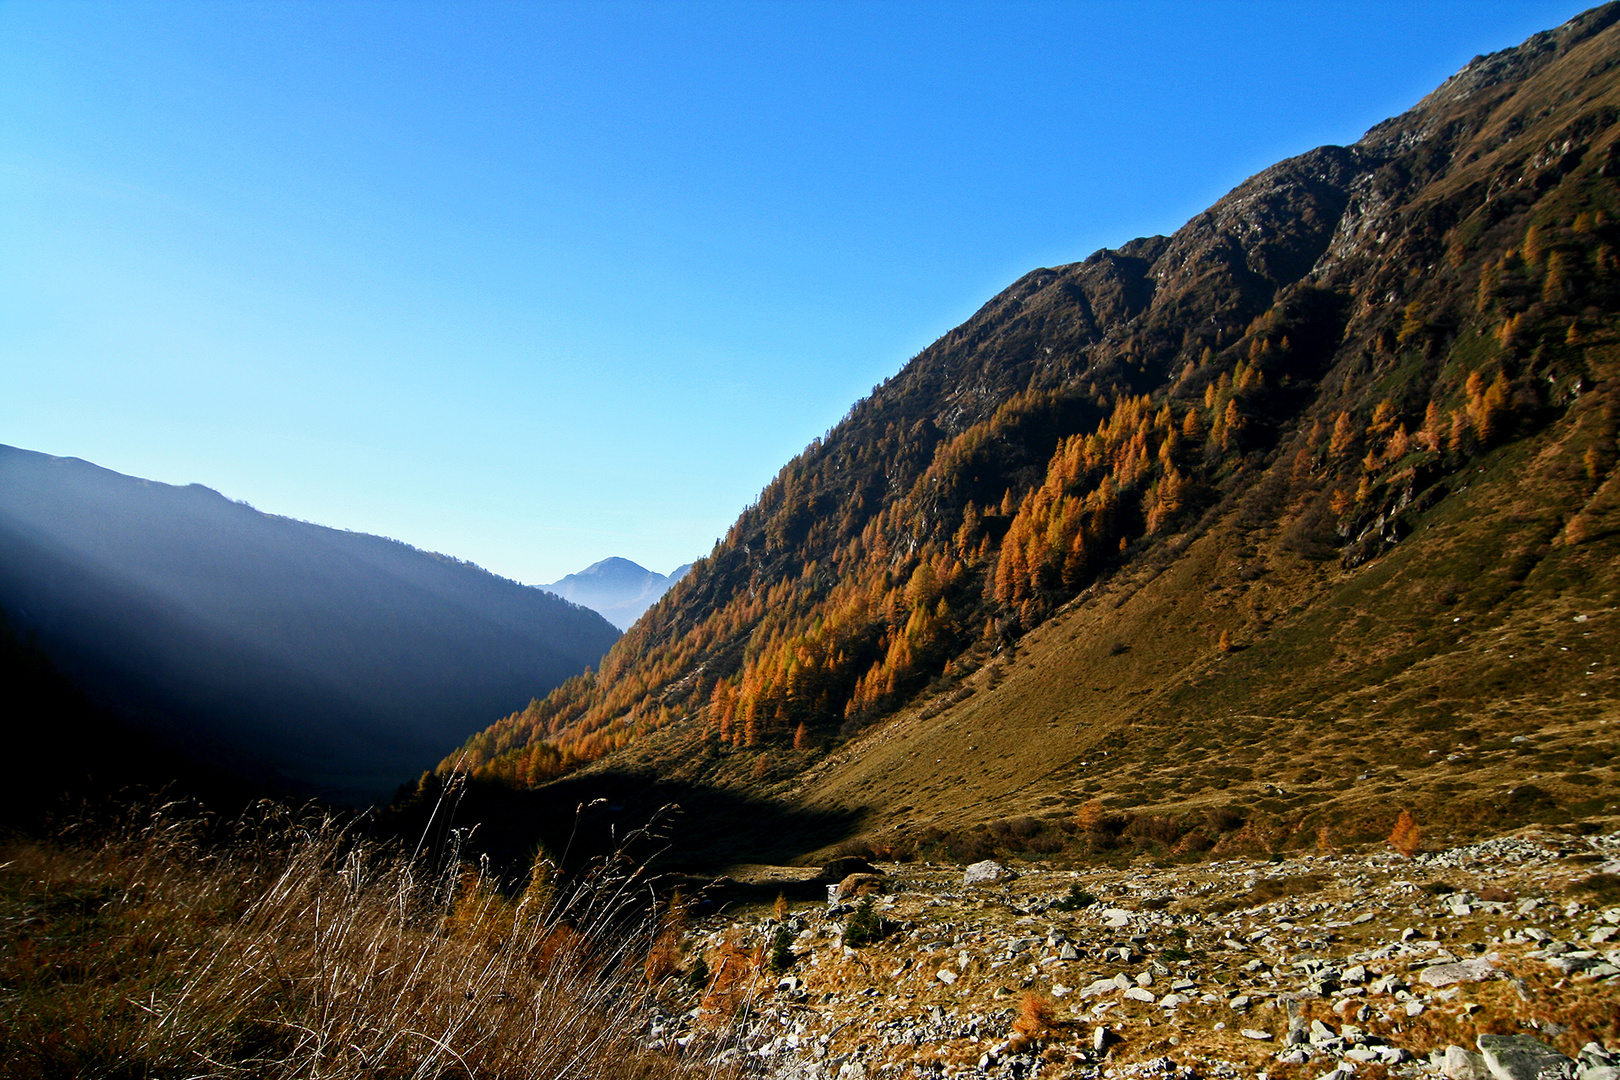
[945,831,995,863]
[1123,813,1182,847]
[1075,800,1125,838]
[830,838,877,861]
[1204,805,1246,832]
[1389,808,1422,858]
[843,897,880,948]
[1245,873,1327,904]
[1012,992,1056,1039]
[701,936,761,1021]
[767,925,795,975]
[1052,883,1096,911]
[644,928,682,985]
[644,889,688,984]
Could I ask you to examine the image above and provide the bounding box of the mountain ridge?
[439,3,1620,857]
[0,445,621,804]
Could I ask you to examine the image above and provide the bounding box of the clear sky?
[0,0,1589,586]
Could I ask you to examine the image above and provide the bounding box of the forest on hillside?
[442,5,1620,798]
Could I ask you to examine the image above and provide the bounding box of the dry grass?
[698,935,764,1027]
[1011,991,1056,1039]
[0,799,739,1080]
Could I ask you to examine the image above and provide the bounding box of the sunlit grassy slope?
[440,5,1620,862]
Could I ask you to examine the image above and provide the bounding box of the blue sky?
[0,0,1587,585]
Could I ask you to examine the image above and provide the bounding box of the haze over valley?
[0,445,620,803]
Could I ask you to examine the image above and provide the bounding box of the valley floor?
[658,827,1620,1080]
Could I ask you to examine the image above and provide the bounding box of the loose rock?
[1476,1033,1578,1080]
[963,860,1010,886]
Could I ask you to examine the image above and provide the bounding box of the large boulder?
[1442,1045,1491,1080]
[1476,1034,1577,1080]
[820,856,880,881]
[1421,958,1502,987]
[963,859,1012,886]
[835,873,885,901]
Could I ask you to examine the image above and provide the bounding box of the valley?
[8,5,1620,1079]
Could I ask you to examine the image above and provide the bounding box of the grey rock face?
[1422,958,1503,987]
[1476,1034,1577,1080]
[1444,1045,1493,1080]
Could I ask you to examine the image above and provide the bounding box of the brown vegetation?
[426,6,1620,872]
[0,803,737,1080]
[1012,991,1057,1040]
[1389,809,1423,858]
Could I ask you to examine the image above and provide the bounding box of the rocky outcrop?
[645,827,1620,1079]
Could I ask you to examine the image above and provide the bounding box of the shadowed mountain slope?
[0,447,620,804]
[443,5,1620,858]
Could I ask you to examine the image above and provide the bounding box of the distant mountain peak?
[575,556,654,579]
[546,557,690,631]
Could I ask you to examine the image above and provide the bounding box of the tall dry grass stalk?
[0,797,741,1079]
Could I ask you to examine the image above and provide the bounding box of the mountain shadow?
[0,608,281,829]
[386,770,865,886]
[0,446,621,805]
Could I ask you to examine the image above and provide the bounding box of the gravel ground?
[646,827,1620,1079]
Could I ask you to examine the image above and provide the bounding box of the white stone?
[1420,959,1501,987]
[1476,1033,1577,1080]
[1082,978,1118,999]
[963,860,1010,886]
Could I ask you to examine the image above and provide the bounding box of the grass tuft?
[0,800,739,1080]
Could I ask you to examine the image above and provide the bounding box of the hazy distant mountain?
[545,557,692,630]
[0,446,621,804]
